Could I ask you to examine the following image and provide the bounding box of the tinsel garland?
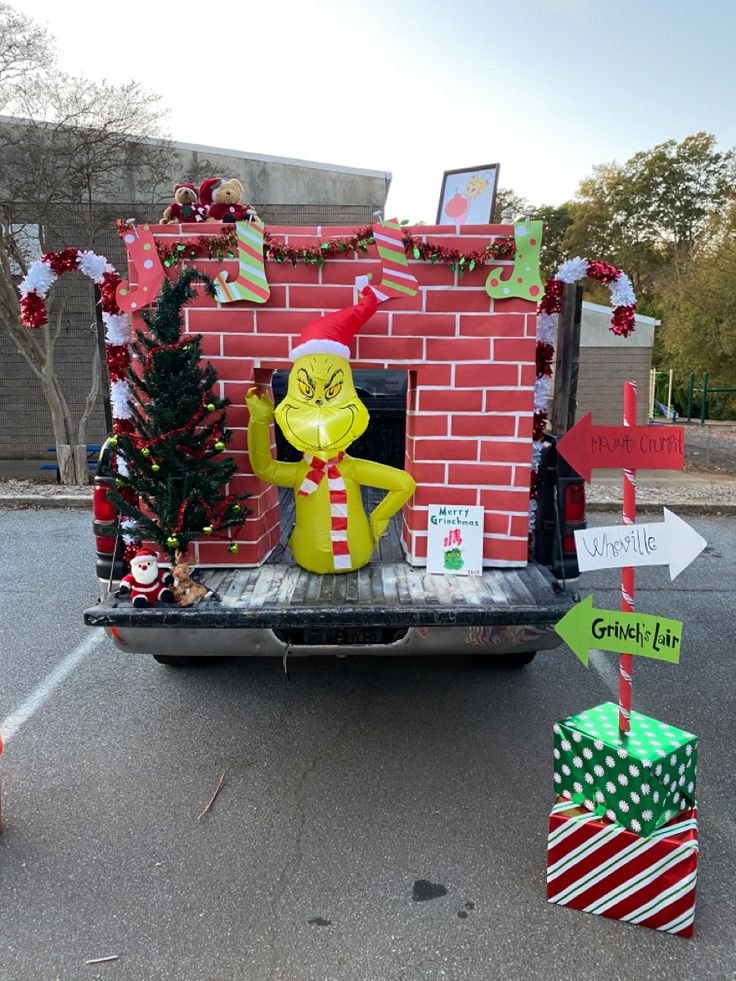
[18,246,139,549]
[116,220,516,274]
[530,257,638,527]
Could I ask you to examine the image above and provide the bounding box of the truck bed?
[85,560,571,629]
[85,489,573,630]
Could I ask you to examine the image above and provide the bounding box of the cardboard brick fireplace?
[133,223,537,568]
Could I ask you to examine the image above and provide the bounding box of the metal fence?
[0,201,379,460]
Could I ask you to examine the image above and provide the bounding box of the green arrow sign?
[555,595,683,667]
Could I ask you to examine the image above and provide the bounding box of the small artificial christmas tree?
[106,267,250,583]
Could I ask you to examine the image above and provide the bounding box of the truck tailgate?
[84,562,572,629]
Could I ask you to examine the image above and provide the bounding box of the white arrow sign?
[574,508,707,579]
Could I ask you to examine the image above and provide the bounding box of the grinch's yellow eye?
[298,380,314,399]
[325,381,343,400]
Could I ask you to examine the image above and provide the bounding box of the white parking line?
[1,631,103,746]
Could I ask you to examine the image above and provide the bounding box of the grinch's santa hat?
[174,182,197,197]
[290,277,378,361]
[199,177,225,206]
[131,547,158,565]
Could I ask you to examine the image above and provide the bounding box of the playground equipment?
[686,372,736,423]
[649,368,675,420]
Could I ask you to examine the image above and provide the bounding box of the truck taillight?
[95,535,117,553]
[564,483,586,522]
[94,483,115,522]
[563,483,586,553]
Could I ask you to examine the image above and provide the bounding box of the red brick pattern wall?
[133,223,536,568]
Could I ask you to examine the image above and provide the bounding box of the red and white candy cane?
[619,381,637,732]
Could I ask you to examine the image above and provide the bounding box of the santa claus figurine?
[118,548,175,607]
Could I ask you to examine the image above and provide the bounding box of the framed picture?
[436,163,500,226]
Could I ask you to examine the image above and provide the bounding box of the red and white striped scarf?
[298,452,351,570]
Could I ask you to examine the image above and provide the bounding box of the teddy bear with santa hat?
[118,548,175,607]
[199,177,258,223]
[160,182,208,224]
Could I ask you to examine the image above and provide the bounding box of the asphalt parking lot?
[1,508,734,981]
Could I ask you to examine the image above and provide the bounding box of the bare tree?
[0,5,177,483]
[0,2,55,97]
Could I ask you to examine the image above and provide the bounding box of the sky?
[20,0,736,221]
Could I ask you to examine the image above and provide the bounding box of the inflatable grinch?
[246,283,415,574]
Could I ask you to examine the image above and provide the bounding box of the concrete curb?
[1,495,735,516]
[587,501,736,515]
[0,496,93,509]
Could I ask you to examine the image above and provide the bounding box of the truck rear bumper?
[84,562,573,657]
[94,622,563,658]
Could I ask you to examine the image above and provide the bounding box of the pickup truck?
[84,432,584,667]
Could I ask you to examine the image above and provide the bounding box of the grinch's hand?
[246,388,275,423]
[370,513,389,542]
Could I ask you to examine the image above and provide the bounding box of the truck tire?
[152,654,210,667]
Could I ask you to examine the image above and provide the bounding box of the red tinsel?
[20,292,47,328]
[122,542,138,565]
[530,469,540,500]
[532,410,548,443]
[41,247,79,276]
[587,260,620,285]
[174,422,225,459]
[100,271,121,314]
[135,402,209,450]
[536,342,555,378]
[611,304,636,337]
[145,336,195,372]
[135,221,517,273]
[113,418,135,436]
[106,343,131,381]
[539,279,564,315]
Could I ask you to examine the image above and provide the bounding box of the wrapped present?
[547,796,698,937]
[553,702,697,836]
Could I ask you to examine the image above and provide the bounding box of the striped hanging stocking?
[214,218,271,304]
[298,452,352,570]
[370,218,419,301]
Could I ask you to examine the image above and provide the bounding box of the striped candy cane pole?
[619,381,637,733]
[213,218,270,304]
[370,218,419,301]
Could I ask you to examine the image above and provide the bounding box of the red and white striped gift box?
[547,796,698,937]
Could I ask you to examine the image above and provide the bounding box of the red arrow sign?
[556,413,684,482]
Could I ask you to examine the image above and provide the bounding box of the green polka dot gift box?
[553,702,697,838]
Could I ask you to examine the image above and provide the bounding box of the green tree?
[492,187,530,222]
[561,134,736,304]
[106,268,251,563]
[658,204,736,411]
[535,202,577,280]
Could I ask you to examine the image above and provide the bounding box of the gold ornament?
[108,436,118,448]
[233,503,241,512]
[214,440,225,451]
[206,402,216,412]
[141,447,150,457]
[151,463,160,472]
[167,536,180,548]
[228,543,239,554]
[203,525,213,535]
